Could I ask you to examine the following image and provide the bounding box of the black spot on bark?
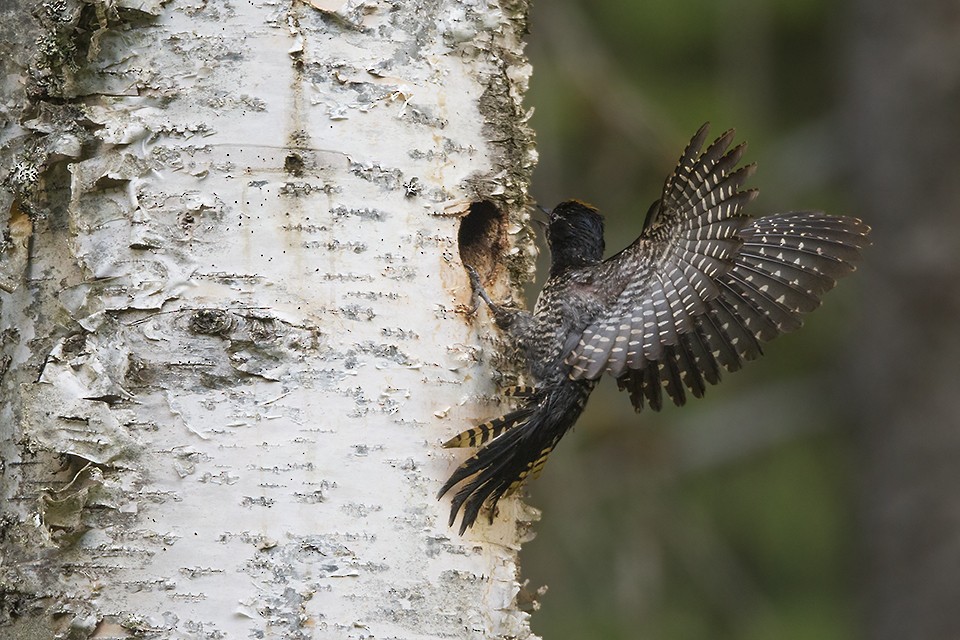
[284,153,305,176]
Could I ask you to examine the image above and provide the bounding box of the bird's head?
[546,200,605,273]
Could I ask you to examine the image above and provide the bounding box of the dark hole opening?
[284,153,305,176]
[457,200,505,283]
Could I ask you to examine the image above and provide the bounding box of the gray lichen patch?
[472,5,538,290]
[349,160,404,190]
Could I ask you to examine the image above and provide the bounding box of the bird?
[438,123,871,534]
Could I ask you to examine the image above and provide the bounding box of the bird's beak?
[531,203,552,231]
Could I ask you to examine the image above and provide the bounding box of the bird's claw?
[464,265,496,312]
[465,265,482,290]
[463,265,483,315]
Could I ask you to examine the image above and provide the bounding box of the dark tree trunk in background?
[845,1,960,638]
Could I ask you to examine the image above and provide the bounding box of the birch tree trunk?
[0,0,539,637]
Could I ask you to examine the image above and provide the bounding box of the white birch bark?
[0,0,539,637]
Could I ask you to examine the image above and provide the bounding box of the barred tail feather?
[441,406,536,449]
[438,380,594,534]
[502,385,537,398]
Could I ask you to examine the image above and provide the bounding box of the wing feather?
[680,330,716,389]
[563,125,869,412]
[695,303,744,373]
[643,361,663,411]
[661,346,687,407]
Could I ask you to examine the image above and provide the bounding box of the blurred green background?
[517,1,960,639]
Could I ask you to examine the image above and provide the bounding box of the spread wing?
[564,124,871,410]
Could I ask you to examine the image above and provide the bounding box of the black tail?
[438,379,595,534]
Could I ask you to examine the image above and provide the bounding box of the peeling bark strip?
[0,0,539,637]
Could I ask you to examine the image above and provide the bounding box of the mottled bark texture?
[0,0,540,637]
[845,1,960,638]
